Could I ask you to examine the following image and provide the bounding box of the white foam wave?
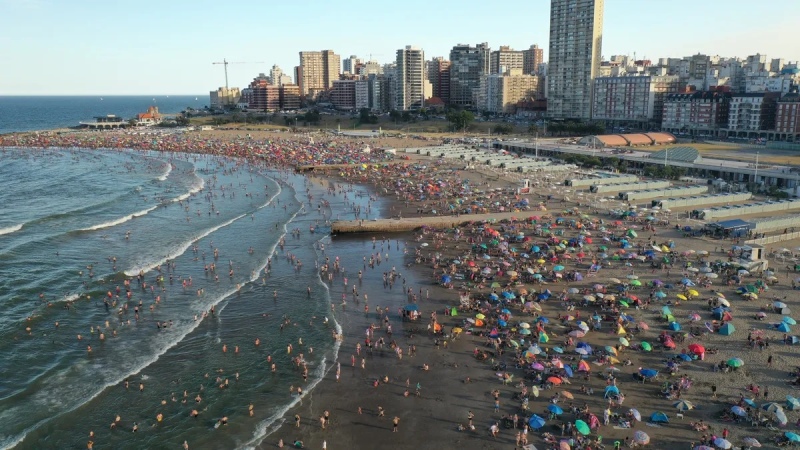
[0,223,23,236]
[123,212,247,277]
[157,164,172,181]
[79,205,158,232]
[170,177,206,203]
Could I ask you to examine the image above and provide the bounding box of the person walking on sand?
[392,416,399,432]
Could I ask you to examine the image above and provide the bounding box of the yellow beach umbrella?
[676,294,687,301]
[687,289,700,297]
[475,313,486,320]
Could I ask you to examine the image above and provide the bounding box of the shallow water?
[0,148,388,449]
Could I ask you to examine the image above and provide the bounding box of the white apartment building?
[478,69,542,114]
[395,46,426,110]
[547,0,604,120]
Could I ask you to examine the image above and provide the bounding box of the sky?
[1,0,798,95]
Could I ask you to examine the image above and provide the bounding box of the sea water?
[0,147,386,449]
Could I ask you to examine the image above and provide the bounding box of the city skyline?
[2,0,800,95]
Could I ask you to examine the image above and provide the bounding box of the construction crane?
[212,59,264,90]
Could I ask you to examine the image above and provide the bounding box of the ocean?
[0,147,401,449]
[0,96,206,134]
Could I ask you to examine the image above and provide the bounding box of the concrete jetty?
[331,211,536,234]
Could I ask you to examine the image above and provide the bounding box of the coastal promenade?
[331,211,533,234]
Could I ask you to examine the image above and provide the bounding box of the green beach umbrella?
[575,420,591,435]
[728,358,744,368]
[630,280,642,286]
[641,342,652,352]
[619,300,629,308]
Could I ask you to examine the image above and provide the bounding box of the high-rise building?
[523,45,544,75]
[395,46,426,110]
[209,87,241,109]
[360,60,384,76]
[246,73,300,111]
[591,75,682,127]
[490,46,524,74]
[478,68,543,114]
[427,57,451,104]
[449,43,491,108]
[269,64,292,86]
[547,0,604,120]
[775,90,800,140]
[298,50,341,100]
[343,55,363,74]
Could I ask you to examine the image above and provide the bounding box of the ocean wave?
[79,205,158,232]
[0,223,23,236]
[170,177,205,203]
[123,212,247,277]
[157,164,172,182]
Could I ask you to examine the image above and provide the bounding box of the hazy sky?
[1,0,798,95]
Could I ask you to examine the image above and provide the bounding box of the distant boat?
[100,97,103,101]
[195,97,198,100]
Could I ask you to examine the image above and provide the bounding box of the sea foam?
[79,205,158,232]
[0,223,23,236]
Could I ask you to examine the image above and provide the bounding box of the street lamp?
[753,151,760,193]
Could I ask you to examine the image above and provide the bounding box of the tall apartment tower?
[449,43,491,108]
[547,0,604,120]
[523,45,544,75]
[395,46,426,111]
[298,50,341,100]
[343,55,363,74]
[490,46,524,74]
[427,57,451,104]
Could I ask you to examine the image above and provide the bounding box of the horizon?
[2,0,799,96]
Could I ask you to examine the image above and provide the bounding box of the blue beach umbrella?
[489,293,499,301]
[441,275,451,283]
[639,368,658,378]
[528,414,546,429]
[783,317,797,325]
[538,317,550,324]
[548,404,564,415]
[563,365,574,378]
[678,353,692,361]
[777,322,792,333]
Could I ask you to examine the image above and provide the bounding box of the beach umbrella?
[441,275,451,283]
[561,390,574,399]
[547,376,562,385]
[784,317,797,325]
[787,396,800,410]
[717,298,730,307]
[475,313,486,320]
[655,291,667,298]
[668,322,681,331]
[727,358,744,368]
[676,294,687,301]
[559,441,571,450]
[688,313,701,321]
[627,274,638,280]
[787,432,800,443]
[528,414,546,429]
[577,322,590,332]
[548,404,564,415]
[619,337,629,346]
[552,346,564,353]
[583,294,596,302]
[777,322,792,333]
[713,438,732,449]
[731,405,747,416]
[775,409,788,425]
[519,328,532,335]
[569,330,586,338]
[553,265,565,272]
[639,368,658,378]
[577,360,591,372]
[773,301,788,309]
[604,386,620,398]
[640,341,652,352]
[538,316,550,324]
[568,287,580,294]
[489,293,499,301]
[762,402,783,413]
[531,362,545,371]
[678,353,692,361]
[649,411,669,423]
[519,322,531,329]
[633,430,650,445]
[673,400,694,411]
[575,419,590,435]
[609,278,621,284]
[630,280,642,286]
[742,437,761,447]
[743,398,757,408]
[605,345,617,356]
[575,348,588,355]
[688,343,705,354]
[629,408,641,421]
[718,323,735,335]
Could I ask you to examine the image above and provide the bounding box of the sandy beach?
[3,128,800,450]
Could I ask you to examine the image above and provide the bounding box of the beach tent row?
[621,185,708,202]
[565,174,639,187]
[654,192,752,210]
[751,213,800,233]
[699,198,800,220]
[403,145,578,173]
[589,180,671,194]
